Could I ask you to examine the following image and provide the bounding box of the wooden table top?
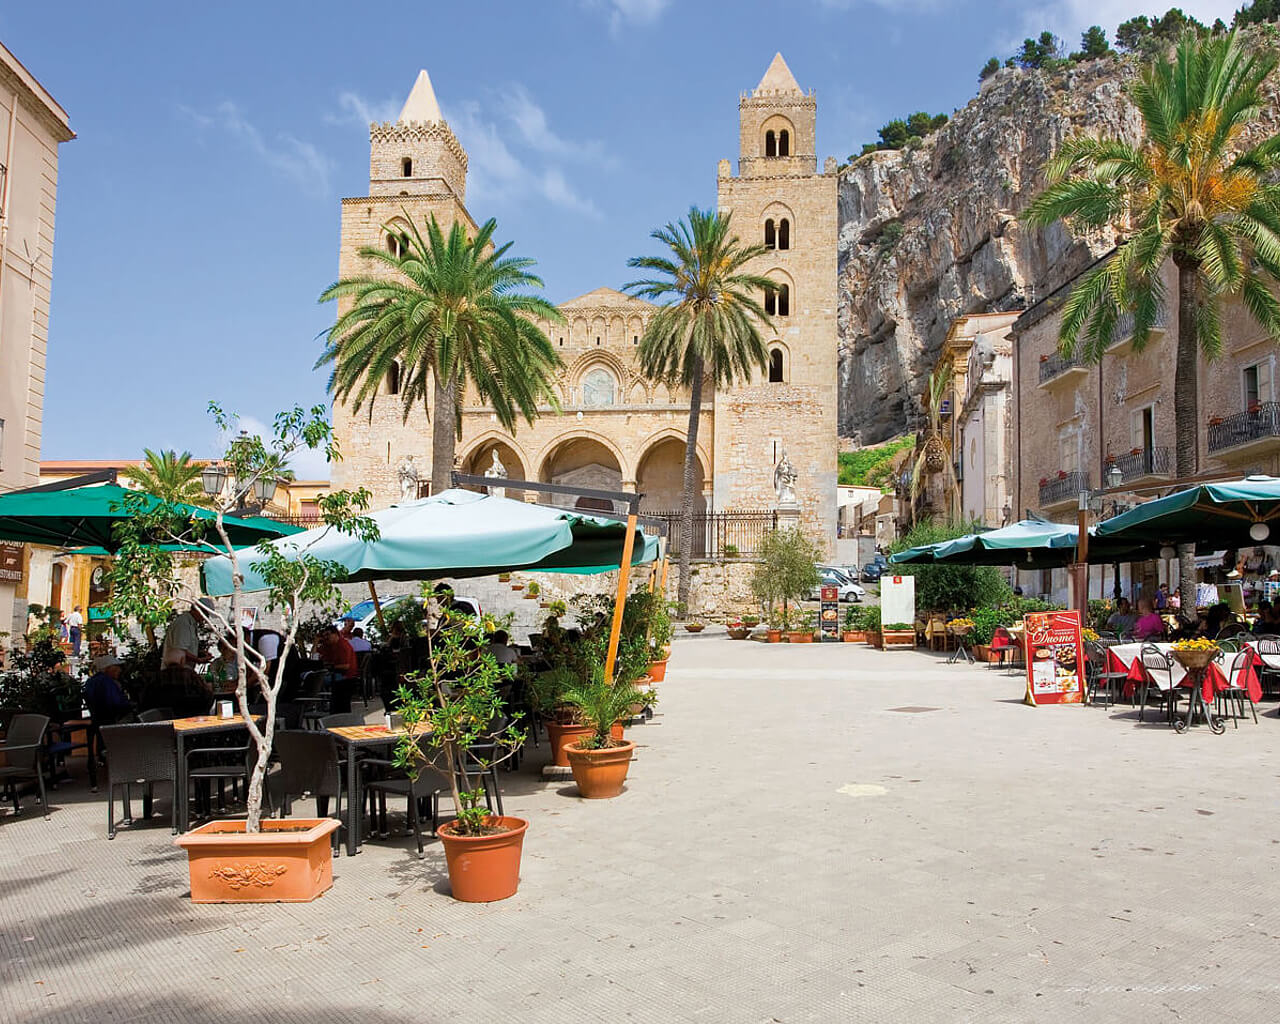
[327,722,432,744]
[170,715,263,733]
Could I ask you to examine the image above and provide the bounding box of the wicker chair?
[100,723,177,838]
[0,714,50,818]
[267,730,346,851]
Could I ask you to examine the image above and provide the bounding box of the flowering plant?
[1172,638,1219,652]
[1082,628,1100,642]
[948,617,975,632]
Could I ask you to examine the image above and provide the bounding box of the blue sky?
[1,0,1241,477]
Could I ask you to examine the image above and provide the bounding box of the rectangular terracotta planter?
[881,630,916,649]
[174,818,341,903]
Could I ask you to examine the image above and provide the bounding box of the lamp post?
[200,457,278,515]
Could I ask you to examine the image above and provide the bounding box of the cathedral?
[330,54,838,546]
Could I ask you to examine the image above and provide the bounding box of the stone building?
[329,56,838,551]
[0,41,74,639]
[950,312,1018,528]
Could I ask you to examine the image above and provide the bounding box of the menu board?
[1023,610,1085,706]
[819,585,839,642]
[0,544,22,583]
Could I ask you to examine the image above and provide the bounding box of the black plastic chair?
[0,714,50,818]
[186,727,253,819]
[267,730,345,852]
[319,712,364,730]
[360,738,451,857]
[100,723,177,838]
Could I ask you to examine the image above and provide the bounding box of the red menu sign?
[1023,610,1085,706]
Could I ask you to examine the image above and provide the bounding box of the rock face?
[837,60,1144,443]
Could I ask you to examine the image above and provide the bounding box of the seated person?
[1106,598,1138,636]
[316,624,359,680]
[348,626,372,654]
[1132,597,1166,641]
[487,629,518,666]
[84,655,133,725]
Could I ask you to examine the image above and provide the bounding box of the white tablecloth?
[1107,642,1186,688]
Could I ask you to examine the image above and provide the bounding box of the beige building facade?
[330,57,838,550]
[0,41,73,639]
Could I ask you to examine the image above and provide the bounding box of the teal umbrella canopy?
[201,488,659,595]
[889,519,1156,568]
[0,484,302,552]
[1094,477,1280,549]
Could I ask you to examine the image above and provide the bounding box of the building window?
[764,130,777,157]
[386,361,401,396]
[596,336,601,346]
[582,367,616,407]
[402,157,413,177]
[386,232,406,258]
[765,283,791,317]
[765,219,776,249]
[1244,361,1273,409]
[632,335,638,345]
[777,218,790,250]
[768,348,785,383]
[778,129,790,156]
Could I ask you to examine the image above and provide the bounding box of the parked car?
[860,562,883,583]
[809,566,865,602]
[340,593,481,635]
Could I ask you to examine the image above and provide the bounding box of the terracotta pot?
[546,721,594,767]
[566,740,636,799]
[882,629,916,648]
[511,582,525,591]
[867,631,882,648]
[973,644,990,662]
[766,629,783,644]
[726,627,750,640]
[842,631,863,643]
[647,658,668,682]
[438,815,529,903]
[174,818,341,904]
[610,720,625,741]
[684,623,704,633]
[786,631,813,644]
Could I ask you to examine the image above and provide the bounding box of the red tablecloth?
[1119,648,1262,704]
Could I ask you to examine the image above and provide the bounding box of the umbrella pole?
[368,581,387,633]
[603,513,639,684]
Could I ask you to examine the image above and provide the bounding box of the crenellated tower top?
[368,69,468,202]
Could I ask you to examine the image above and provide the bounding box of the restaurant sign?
[819,585,839,642]
[0,544,22,583]
[1023,609,1085,706]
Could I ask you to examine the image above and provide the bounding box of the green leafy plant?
[723,542,740,558]
[0,629,79,718]
[889,520,1011,613]
[751,528,823,631]
[525,579,541,598]
[559,662,648,751]
[843,605,861,631]
[883,622,913,631]
[547,599,567,619]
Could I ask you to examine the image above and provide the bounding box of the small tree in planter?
[560,639,650,799]
[751,528,822,632]
[392,607,528,902]
[109,404,378,903]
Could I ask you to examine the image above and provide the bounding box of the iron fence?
[1038,470,1088,508]
[1208,402,1280,454]
[646,509,778,558]
[1112,446,1172,482]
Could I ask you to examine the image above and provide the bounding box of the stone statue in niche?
[397,455,419,502]
[774,450,799,507]
[484,451,508,499]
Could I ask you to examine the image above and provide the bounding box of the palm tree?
[625,207,775,609]
[123,449,206,505]
[1025,28,1280,610]
[910,366,957,521]
[318,215,563,495]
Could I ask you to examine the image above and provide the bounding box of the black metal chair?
[1084,640,1126,709]
[137,708,174,723]
[0,714,50,818]
[1253,637,1280,697]
[1217,649,1259,727]
[319,712,364,730]
[359,738,451,857]
[186,727,253,820]
[266,730,346,852]
[100,723,177,838]
[1138,645,1180,725]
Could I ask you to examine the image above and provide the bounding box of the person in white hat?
[84,654,132,725]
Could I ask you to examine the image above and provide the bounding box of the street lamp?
[1106,463,1123,490]
[252,475,278,508]
[201,462,227,499]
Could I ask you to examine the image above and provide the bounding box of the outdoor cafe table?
[171,715,264,832]
[327,722,432,857]
[1105,643,1263,730]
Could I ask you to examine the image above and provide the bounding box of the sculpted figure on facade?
[484,450,508,499]
[397,454,420,501]
[774,450,799,507]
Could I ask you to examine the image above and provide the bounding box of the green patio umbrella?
[1094,476,1280,550]
[200,488,659,595]
[889,519,1157,569]
[0,484,302,552]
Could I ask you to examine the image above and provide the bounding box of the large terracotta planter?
[786,631,813,644]
[174,818,341,904]
[843,631,864,643]
[546,721,594,767]
[566,740,636,799]
[726,627,750,640]
[766,629,783,644]
[438,815,529,903]
[610,720,625,741]
[882,629,916,649]
[647,658,668,682]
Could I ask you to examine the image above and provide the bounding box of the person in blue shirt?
[84,655,132,725]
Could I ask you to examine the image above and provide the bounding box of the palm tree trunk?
[676,357,705,611]
[1174,257,1200,620]
[431,373,457,496]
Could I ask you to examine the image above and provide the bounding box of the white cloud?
[581,0,671,35]
[327,91,401,126]
[503,85,616,166]
[180,101,332,197]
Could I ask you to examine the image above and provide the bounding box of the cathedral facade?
[330,56,838,545]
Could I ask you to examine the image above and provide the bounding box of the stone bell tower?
[330,70,475,503]
[713,53,839,549]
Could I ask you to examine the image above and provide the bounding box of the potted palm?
[111,405,377,903]
[524,580,541,601]
[646,598,674,680]
[561,661,647,799]
[394,608,528,902]
[530,667,593,768]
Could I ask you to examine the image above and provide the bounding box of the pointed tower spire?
[755,53,802,96]
[398,69,443,123]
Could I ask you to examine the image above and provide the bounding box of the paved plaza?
[4,634,1280,1023]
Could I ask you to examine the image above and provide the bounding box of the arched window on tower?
[777,283,790,317]
[386,361,401,395]
[764,130,777,158]
[402,157,413,177]
[769,348,785,383]
[764,219,776,249]
[778,130,790,156]
[386,232,406,258]
[778,219,790,250]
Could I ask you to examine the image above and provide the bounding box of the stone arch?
[636,432,709,515]
[572,317,589,345]
[629,380,649,405]
[537,432,629,512]
[568,349,629,385]
[768,341,789,383]
[762,114,795,157]
[762,201,795,250]
[763,267,794,318]
[460,432,531,501]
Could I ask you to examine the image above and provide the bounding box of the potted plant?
[525,580,541,601]
[498,572,511,583]
[765,609,784,644]
[511,577,525,591]
[841,605,864,643]
[394,608,528,902]
[684,615,705,633]
[547,599,567,620]
[529,667,593,768]
[723,542,740,558]
[787,609,816,644]
[561,663,647,799]
[726,617,750,640]
[751,527,822,644]
[111,405,377,903]
[742,613,761,629]
[861,605,882,647]
[882,621,916,649]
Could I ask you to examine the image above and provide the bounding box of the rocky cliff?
[837,59,1144,443]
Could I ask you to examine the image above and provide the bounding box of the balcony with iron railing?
[1207,402,1280,456]
[1107,306,1169,351]
[1038,470,1088,509]
[1110,446,1172,483]
[1037,351,1087,386]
